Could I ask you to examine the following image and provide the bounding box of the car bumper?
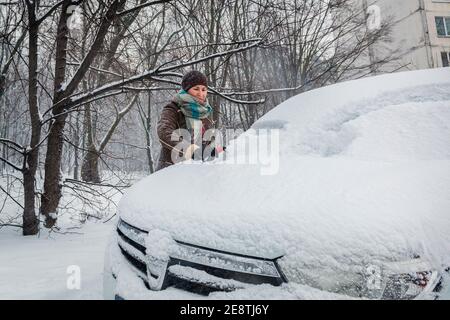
[103,230,448,300]
[103,232,207,300]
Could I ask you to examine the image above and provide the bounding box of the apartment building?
[362,0,450,72]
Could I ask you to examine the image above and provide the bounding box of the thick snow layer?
[119,68,450,293]
[249,83,450,161]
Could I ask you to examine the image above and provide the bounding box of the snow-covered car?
[103,68,450,300]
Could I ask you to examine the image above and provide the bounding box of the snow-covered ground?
[0,172,133,300]
[0,221,114,299]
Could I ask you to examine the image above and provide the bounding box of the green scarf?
[173,89,213,142]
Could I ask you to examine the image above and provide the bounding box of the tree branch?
[64,178,131,189]
[116,0,172,17]
[0,185,24,209]
[149,75,266,105]
[208,86,266,105]
[56,39,262,108]
[0,156,23,172]
[98,94,138,153]
[1,28,27,80]
[66,61,123,79]
[0,223,23,229]
[0,138,25,153]
[58,38,263,109]
[61,0,125,99]
[36,0,71,25]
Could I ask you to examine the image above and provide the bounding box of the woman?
[155,70,223,171]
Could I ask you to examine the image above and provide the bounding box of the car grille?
[118,245,146,274]
[117,228,146,254]
[117,220,286,296]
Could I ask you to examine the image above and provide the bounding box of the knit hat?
[181,70,208,92]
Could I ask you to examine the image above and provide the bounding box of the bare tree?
[41,0,128,228]
[0,0,69,235]
[40,0,263,228]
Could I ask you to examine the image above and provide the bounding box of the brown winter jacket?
[156,101,217,171]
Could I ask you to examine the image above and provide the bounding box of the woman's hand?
[215,146,225,154]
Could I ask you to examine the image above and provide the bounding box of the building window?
[442,52,450,67]
[435,17,450,37]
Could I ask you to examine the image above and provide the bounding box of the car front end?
[104,218,448,300]
[104,69,450,300]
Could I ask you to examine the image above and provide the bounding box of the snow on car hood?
[119,68,450,289]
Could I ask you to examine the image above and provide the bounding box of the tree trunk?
[23,9,40,235]
[73,112,80,180]
[146,93,154,174]
[1,125,7,173]
[40,0,72,228]
[80,84,98,182]
[80,144,100,183]
[41,115,67,228]
[23,169,39,235]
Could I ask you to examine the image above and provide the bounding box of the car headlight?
[171,241,282,279]
[117,218,283,280]
[361,259,442,300]
[277,257,442,300]
[381,270,440,300]
[117,218,147,247]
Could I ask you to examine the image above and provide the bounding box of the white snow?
[0,221,115,299]
[145,229,178,262]
[0,171,129,299]
[167,265,248,290]
[119,68,450,295]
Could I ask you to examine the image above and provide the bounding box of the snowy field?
[0,220,114,299]
[0,172,131,300]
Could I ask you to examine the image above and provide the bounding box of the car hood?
[119,157,450,284]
